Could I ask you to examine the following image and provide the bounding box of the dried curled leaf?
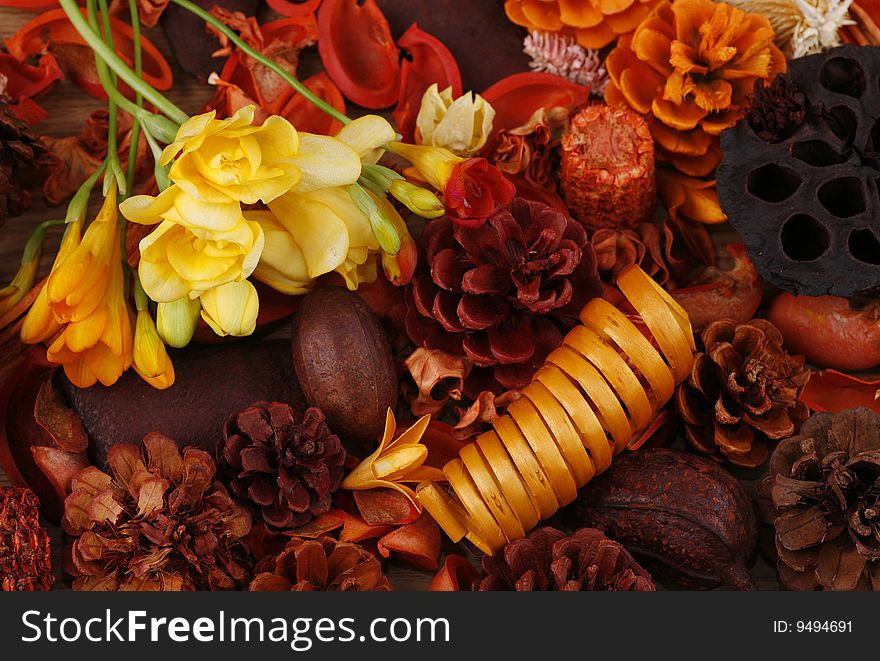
[453,389,522,440]
[404,347,472,417]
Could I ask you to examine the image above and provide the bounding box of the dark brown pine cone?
[475,527,655,591]
[62,433,253,591]
[249,535,392,591]
[221,401,345,531]
[0,95,51,227]
[675,318,809,468]
[762,408,880,590]
[0,486,53,591]
[405,197,603,391]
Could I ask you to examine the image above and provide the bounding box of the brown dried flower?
[63,433,253,591]
[0,486,53,591]
[221,401,346,531]
[249,535,391,591]
[676,318,809,467]
[763,407,880,590]
[476,527,655,591]
[493,106,570,192]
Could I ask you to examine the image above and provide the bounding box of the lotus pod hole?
[718,45,880,296]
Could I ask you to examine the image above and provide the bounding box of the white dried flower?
[724,0,854,57]
[523,31,608,96]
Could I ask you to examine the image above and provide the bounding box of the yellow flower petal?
[268,192,350,278]
[335,114,397,164]
[288,134,362,193]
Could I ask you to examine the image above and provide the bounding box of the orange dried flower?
[505,0,664,49]
[605,0,786,177]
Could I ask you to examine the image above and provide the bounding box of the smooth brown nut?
[291,286,398,445]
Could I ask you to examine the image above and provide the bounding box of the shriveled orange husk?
[417,265,697,554]
[604,0,785,177]
[505,0,664,49]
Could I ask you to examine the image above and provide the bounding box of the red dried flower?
[0,486,53,591]
[405,197,603,389]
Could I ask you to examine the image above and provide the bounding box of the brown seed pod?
[291,286,398,446]
[570,448,758,590]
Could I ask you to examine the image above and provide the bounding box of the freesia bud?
[199,280,259,338]
[156,296,202,348]
[389,180,445,219]
[416,84,495,157]
[133,309,175,389]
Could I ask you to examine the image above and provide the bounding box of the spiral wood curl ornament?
[417,265,697,554]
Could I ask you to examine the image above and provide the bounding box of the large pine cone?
[249,535,391,591]
[62,433,253,591]
[221,401,345,531]
[761,408,880,590]
[405,197,603,390]
[0,95,50,227]
[475,527,655,591]
[675,318,809,468]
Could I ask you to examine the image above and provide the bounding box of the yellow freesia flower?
[199,280,259,337]
[342,409,446,510]
[264,186,379,291]
[416,84,495,157]
[335,114,397,164]
[162,106,300,205]
[21,220,82,344]
[35,187,133,388]
[133,308,175,390]
[120,185,265,303]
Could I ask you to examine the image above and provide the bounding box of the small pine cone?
[560,105,655,230]
[0,95,51,227]
[0,486,53,591]
[249,535,392,591]
[675,318,809,468]
[475,527,655,591]
[221,401,346,531]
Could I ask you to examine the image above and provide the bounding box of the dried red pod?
[800,369,880,415]
[392,24,462,143]
[767,292,880,371]
[265,0,322,16]
[481,73,590,153]
[375,0,531,92]
[353,488,419,526]
[572,449,758,590]
[317,0,400,109]
[0,0,56,7]
[217,15,319,116]
[428,554,478,591]
[278,72,345,135]
[670,244,763,332]
[4,8,172,98]
[0,52,63,118]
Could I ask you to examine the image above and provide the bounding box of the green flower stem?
[58,0,188,125]
[22,220,65,265]
[125,0,143,196]
[168,0,351,127]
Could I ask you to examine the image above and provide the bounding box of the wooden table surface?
[0,5,784,590]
